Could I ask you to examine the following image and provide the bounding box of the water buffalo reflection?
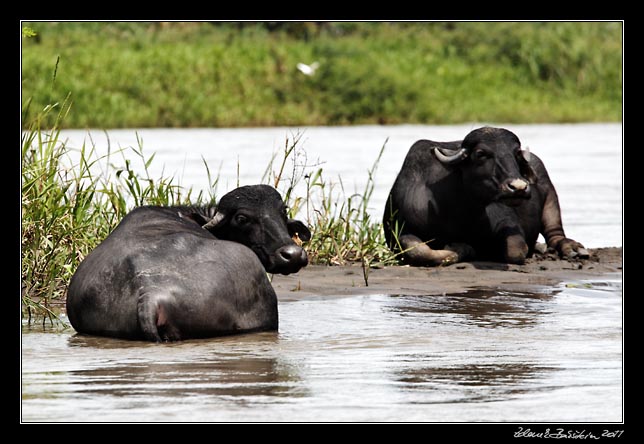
[388,287,558,328]
[397,362,557,403]
[67,356,306,399]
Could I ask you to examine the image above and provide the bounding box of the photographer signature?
[514,428,624,439]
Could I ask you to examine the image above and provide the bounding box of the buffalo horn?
[522,146,531,162]
[202,211,226,231]
[433,146,469,164]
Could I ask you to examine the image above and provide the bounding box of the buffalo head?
[203,185,311,275]
[433,127,536,205]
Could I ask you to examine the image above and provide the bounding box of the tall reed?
[265,133,397,270]
[22,106,397,322]
[22,98,198,322]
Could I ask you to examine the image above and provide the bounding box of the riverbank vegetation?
[21,21,622,128]
[21,98,398,321]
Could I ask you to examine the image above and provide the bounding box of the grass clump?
[22,96,108,321]
[21,100,396,322]
[21,98,199,322]
[266,133,395,269]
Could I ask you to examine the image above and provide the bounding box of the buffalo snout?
[500,178,531,204]
[271,244,309,275]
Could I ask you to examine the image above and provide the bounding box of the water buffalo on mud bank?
[383,127,588,266]
[67,185,311,342]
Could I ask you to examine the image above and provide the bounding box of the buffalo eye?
[235,214,250,225]
[472,149,491,161]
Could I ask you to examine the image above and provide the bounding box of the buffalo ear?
[518,156,538,184]
[202,210,228,232]
[288,219,311,242]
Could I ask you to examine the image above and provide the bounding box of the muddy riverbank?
[273,247,623,300]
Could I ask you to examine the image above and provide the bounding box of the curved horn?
[433,146,469,164]
[202,211,226,231]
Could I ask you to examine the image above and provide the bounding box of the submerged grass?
[21,100,398,321]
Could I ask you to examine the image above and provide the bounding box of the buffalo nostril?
[279,247,295,261]
[508,179,529,192]
[277,245,307,264]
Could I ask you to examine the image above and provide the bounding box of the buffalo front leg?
[485,203,530,264]
[137,292,182,342]
[399,234,474,266]
[540,175,590,259]
[503,233,529,265]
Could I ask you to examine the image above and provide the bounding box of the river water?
[22,124,623,422]
[22,279,622,422]
[52,123,622,247]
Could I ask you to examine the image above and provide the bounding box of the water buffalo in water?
[383,127,588,266]
[66,185,311,342]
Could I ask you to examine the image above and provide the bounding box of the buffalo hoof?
[505,251,527,265]
[445,243,476,262]
[577,248,590,259]
[400,234,466,266]
[557,238,589,259]
[504,234,529,265]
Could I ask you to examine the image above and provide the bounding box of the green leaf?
[22,27,37,38]
[144,152,156,169]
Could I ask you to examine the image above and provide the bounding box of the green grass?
[21,97,198,322]
[21,97,398,322]
[21,22,622,128]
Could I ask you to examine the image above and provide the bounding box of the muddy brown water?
[24,124,622,422]
[21,277,622,422]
